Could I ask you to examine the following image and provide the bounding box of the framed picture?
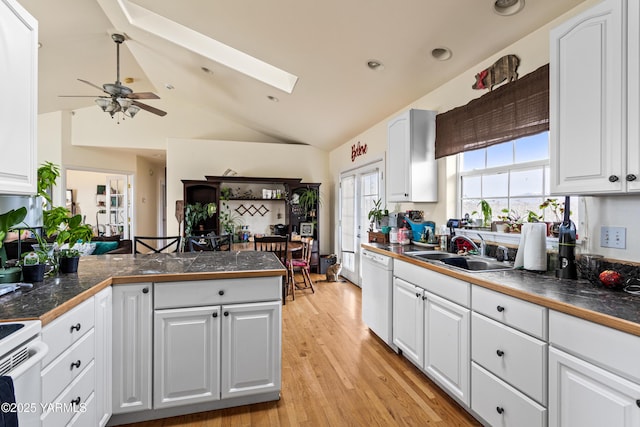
[96,185,106,195]
[300,222,314,237]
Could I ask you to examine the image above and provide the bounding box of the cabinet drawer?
[41,360,95,427]
[42,297,95,367]
[472,313,547,405]
[472,363,547,427]
[549,310,640,384]
[41,328,95,404]
[472,285,547,340]
[67,391,96,427]
[395,260,470,307]
[155,277,281,309]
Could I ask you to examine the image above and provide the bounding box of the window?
[459,131,576,226]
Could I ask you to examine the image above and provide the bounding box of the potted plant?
[37,161,61,209]
[498,208,524,233]
[43,206,93,273]
[367,198,388,231]
[539,198,566,237]
[477,200,492,228]
[184,202,217,237]
[20,250,48,282]
[219,188,243,241]
[0,207,28,282]
[297,187,321,220]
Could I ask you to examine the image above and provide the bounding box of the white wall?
[166,138,331,253]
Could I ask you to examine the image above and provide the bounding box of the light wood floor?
[123,274,481,427]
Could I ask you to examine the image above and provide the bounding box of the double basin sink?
[404,250,513,272]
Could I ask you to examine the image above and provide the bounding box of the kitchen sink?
[406,251,460,261]
[441,257,513,272]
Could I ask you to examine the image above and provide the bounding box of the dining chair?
[287,237,315,299]
[187,234,232,252]
[134,236,182,254]
[254,235,289,302]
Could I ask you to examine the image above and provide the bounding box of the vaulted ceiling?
[20,0,586,152]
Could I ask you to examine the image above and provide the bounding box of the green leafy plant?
[184,202,217,237]
[498,208,524,233]
[37,161,61,208]
[20,250,48,266]
[367,198,388,231]
[297,187,321,219]
[0,207,27,248]
[219,188,243,236]
[477,200,492,227]
[43,206,93,253]
[539,198,566,222]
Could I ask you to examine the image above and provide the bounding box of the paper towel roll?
[514,223,547,271]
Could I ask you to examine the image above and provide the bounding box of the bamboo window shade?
[435,63,549,159]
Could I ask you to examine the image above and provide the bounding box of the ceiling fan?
[60,33,167,118]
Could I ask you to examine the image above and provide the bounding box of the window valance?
[435,63,549,159]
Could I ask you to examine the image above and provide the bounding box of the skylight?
[115,0,298,94]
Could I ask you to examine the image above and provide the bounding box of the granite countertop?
[363,243,640,337]
[0,251,286,325]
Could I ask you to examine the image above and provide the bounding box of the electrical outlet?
[600,226,626,249]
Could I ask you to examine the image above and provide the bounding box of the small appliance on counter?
[556,196,578,279]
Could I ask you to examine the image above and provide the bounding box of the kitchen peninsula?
[0,251,286,426]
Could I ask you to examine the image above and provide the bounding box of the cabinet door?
[627,0,640,191]
[424,291,470,406]
[388,111,411,201]
[221,301,281,399]
[549,347,640,427]
[112,283,153,414]
[392,277,423,367]
[550,0,625,194]
[0,0,38,195]
[154,306,221,408]
[94,287,112,427]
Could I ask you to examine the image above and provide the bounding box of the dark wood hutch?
[182,176,320,271]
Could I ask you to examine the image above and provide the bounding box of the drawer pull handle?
[636,399,640,408]
[70,360,82,370]
[142,287,149,294]
[609,175,620,182]
[224,311,229,317]
[212,312,218,318]
[496,305,505,313]
[415,292,421,298]
[219,290,225,296]
[71,397,81,406]
[627,174,637,182]
[496,406,504,415]
[422,295,427,300]
[496,350,504,357]
[70,323,81,333]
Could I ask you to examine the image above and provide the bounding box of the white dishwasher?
[361,249,396,351]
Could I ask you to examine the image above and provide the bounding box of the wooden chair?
[287,237,315,299]
[134,236,181,254]
[254,235,289,302]
[186,235,231,252]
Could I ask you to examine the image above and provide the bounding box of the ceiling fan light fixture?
[117,97,133,111]
[127,104,141,118]
[95,98,111,112]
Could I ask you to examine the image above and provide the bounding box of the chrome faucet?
[476,233,486,257]
[450,235,480,254]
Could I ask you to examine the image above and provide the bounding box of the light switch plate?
[600,226,626,249]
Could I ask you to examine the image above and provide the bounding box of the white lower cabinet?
[424,292,469,406]
[112,283,153,414]
[392,262,470,406]
[221,301,282,398]
[154,305,221,409]
[549,347,640,427]
[392,277,424,367]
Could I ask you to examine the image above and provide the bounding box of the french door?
[339,160,384,285]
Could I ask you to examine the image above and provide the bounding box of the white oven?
[0,320,48,427]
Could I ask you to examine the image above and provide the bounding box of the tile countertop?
[363,243,640,337]
[0,251,286,325]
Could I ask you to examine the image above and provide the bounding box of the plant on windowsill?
[367,198,388,231]
[498,208,524,233]
[471,199,492,228]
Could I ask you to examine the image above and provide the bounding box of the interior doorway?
[339,159,384,286]
[66,169,133,238]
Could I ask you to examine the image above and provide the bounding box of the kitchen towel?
[514,222,547,271]
[0,376,18,427]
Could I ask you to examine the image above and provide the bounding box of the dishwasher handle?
[8,341,48,380]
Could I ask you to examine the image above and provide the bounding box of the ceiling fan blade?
[58,95,103,98]
[128,92,160,100]
[133,100,167,117]
[78,78,108,93]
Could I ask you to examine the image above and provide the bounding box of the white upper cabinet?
[550,0,640,194]
[0,0,38,195]
[387,109,438,202]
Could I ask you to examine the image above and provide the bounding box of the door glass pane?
[482,173,508,198]
[361,171,379,232]
[340,175,355,253]
[511,168,543,196]
[487,141,513,168]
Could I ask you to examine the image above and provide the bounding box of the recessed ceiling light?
[431,47,452,61]
[367,60,384,71]
[494,0,525,16]
[165,83,174,90]
[267,95,279,102]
